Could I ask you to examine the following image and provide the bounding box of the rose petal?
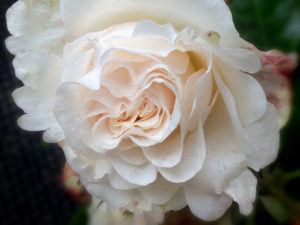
[104,35,178,57]
[218,48,261,73]
[213,69,279,171]
[61,0,240,47]
[184,188,232,221]
[186,68,213,132]
[77,69,102,90]
[18,114,65,143]
[127,194,153,212]
[101,66,135,96]
[139,175,180,205]
[186,95,247,194]
[215,58,267,126]
[108,155,157,186]
[6,27,67,55]
[225,169,257,215]
[42,124,65,143]
[143,128,183,168]
[62,142,112,181]
[55,83,102,156]
[157,50,190,75]
[16,112,54,131]
[7,0,60,36]
[133,19,178,43]
[60,50,94,83]
[118,147,148,166]
[6,1,27,36]
[63,32,100,60]
[6,0,68,55]
[162,188,187,211]
[13,53,48,86]
[12,52,65,143]
[128,80,181,147]
[82,180,134,210]
[244,103,279,170]
[158,122,206,183]
[108,171,139,190]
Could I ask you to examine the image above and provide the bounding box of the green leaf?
[68,206,89,225]
[230,0,300,54]
[270,168,300,186]
[260,196,290,224]
[40,141,50,149]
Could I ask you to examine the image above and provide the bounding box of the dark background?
[0,1,79,225]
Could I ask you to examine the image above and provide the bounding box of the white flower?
[7,0,280,222]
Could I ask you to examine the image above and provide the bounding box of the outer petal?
[225,169,257,215]
[162,188,187,211]
[139,175,180,205]
[6,1,27,36]
[82,180,134,210]
[142,128,183,168]
[12,52,65,143]
[6,0,70,55]
[186,96,247,194]
[108,155,157,186]
[55,83,95,155]
[158,123,206,183]
[127,193,153,212]
[118,147,148,166]
[108,171,139,190]
[133,19,178,43]
[61,0,240,47]
[6,0,60,36]
[215,57,267,126]
[184,188,232,221]
[62,141,112,181]
[213,69,279,171]
[218,48,261,73]
[6,27,67,55]
[244,103,279,170]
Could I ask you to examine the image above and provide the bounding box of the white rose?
[7,0,280,222]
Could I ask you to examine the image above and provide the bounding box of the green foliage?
[230,0,300,55]
[40,141,50,149]
[260,196,290,224]
[68,206,89,225]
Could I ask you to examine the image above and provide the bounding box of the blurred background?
[0,0,299,225]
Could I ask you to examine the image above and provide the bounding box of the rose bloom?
[7,0,288,222]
